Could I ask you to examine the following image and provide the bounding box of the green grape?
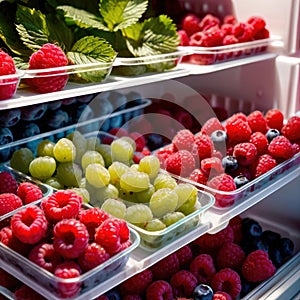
[53,138,76,163]
[108,161,131,185]
[174,183,198,210]
[125,204,153,223]
[130,164,139,172]
[96,144,112,167]
[135,184,155,203]
[161,212,185,227]
[144,219,166,231]
[44,177,64,190]
[120,171,150,192]
[29,156,56,181]
[138,155,160,180]
[81,150,105,171]
[119,136,136,152]
[71,187,90,203]
[149,188,178,218]
[85,136,101,151]
[92,184,119,206]
[56,162,82,187]
[118,187,136,202]
[66,131,87,163]
[101,198,126,219]
[37,140,55,157]
[153,173,177,190]
[85,163,110,188]
[111,138,134,165]
[10,147,34,174]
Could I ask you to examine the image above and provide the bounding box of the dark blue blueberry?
[242,218,263,239]
[193,284,213,300]
[62,97,77,106]
[222,155,239,174]
[68,103,94,124]
[210,130,227,151]
[12,121,40,139]
[240,279,257,297]
[277,237,294,258]
[241,237,269,254]
[0,127,13,161]
[76,94,95,104]
[234,174,249,188]
[107,91,127,111]
[43,109,69,129]
[21,103,48,121]
[0,108,21,127]
[146,133,164,151]
[261,230,281,247]
[99,118,111,132]
[269,247,283,268]
[266,128,280,142]
[90,95,114,117]
[47,100,62,111]
[125,91,143,107]
[104,288,121,300]
[109,115,123,129]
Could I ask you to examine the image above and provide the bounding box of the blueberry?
[222,155,239,174]
[234,174,249,188]
[68,103,94,123]
[101,91,127,111]
[240,279,257,297]
[12,121,40,139]
[266,128,280,142]
[242,218,262,239]
[62,97,77,106]
[241,237,269,254]
[76,94,95,103]
[0,108,21,127]
[193,284,213,300]
[261,230,281,247]
[43,109,69,129]
[47,100,62,111]
[109,115,123,129]
[91,94,114,116]
[210,130,227,151]
[146,133,164,151]
[0,127,13,161]
[126,91,143,106]
[21,103,48,121]
[104,288,122,300]
[277,237,294,258]
[269,247,283,268]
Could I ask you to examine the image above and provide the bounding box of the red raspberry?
[201,26,224,47]
[27,43,68,93]
[175,244,194,269]
[213,291,233,300]
[189,254,216,283]
[281,116,300,141]
[233,142,258,166]
[78,242,110,272]
[53,219,89,259]
[0,193,23,216]
[222,34,239,45]
[225,117,252,144]
[146,280,173,300]
[250,154,277,178]
[151,252,180,280]
[177,29,190,46]
[170,270,198,298]
[228,216,243,244]
[199,14,221,31]
[247,110,268,133]
[172,129,195,152]
[188,168,208,185]
[11,205,48,244]
[227,112,247,122]
[223,15,237,25]
[211,268,241,299]
[292,140,300,154]
[0,268,21,291]
[268,135,294,160]
[123,295,142,300]
[216,242,246,271]
[265,109,284,130]
[249,131,269,155]
[129,131,146,152]
[14,284,47,300]
[120,269,153,295]
[165,150,196,177]
[232,22,254,42]
[181,13,201,36]
[0,171,18,194]
[201,117,224,136]
[254,27,270,39]
[242,250,276,282]
[28,242,63,273]
[54,261,81,298]
[174,110,194,129]
[193,226,234,253]
[201,157,224,177]
[42,190,82,223]
[0,50,17,100]
[221,23,234,35]
[94,218,130,255]
[247,16,266,36]
[109,127,129,137]
[17,182,43,204]
[77,207,110,239]
[192,133,214,161]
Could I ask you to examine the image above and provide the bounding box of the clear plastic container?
[0,70,25,101]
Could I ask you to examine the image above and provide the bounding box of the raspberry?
[119,269,153,295]
[42,190,82,223]
[0,268,21,291]
[151,252,180,280]
[216,242,246,271]
[200,14,221,31]
[223,15,237,25]
[94,218,130,255]
[0,193,23,216]
[129,131,146,152]
[28,242,63,272]
[78,242,110,272]
[192,133,214,161]
[201,117,224,136]
[222,34,239,45]
[201,157,224,177]
[170,270,198,298]
[165,150,196,177]
[123,295,142,300]
[249,131,269,155]
[247,16,266,36]
[27,43,68,93]
[250,154,277,178]
[53,219,89,259]
[172,129,195,152]
[211,268,241,299]
[254,27,270,39]
[213,291,233,300]
[225,117,252,144]
[265,109,284,130]
[188,168,208,186]
[228,216,243,244]
[268,135,294,160]
[146,280,173,300]
[201,26,224,47]
[242,250,276,282]
[189,254,216,283]
[175,244,194,269]
[181,13,201,36]
[232,22,254,42]
[247,110,268,133]
[177,29,190,46]
[14,284,47,300]
[11,205,48,244]
[281,116,300,141]
[17,182,43,204]
[0,171,18,194]
[233,142,258,166]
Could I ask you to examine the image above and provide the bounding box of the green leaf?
[57,5,109,31]
[100,0,148,32]
[123,14,180,57]
[67,36,117,82]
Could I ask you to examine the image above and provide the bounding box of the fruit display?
[155,109,300,208]
[0,189,140,299]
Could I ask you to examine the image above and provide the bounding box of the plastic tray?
[111,50,187,76]
[0,203,140,300]
[0,70,25,101]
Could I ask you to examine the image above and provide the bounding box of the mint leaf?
[100,0,148,32]
[67,36,117,82]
